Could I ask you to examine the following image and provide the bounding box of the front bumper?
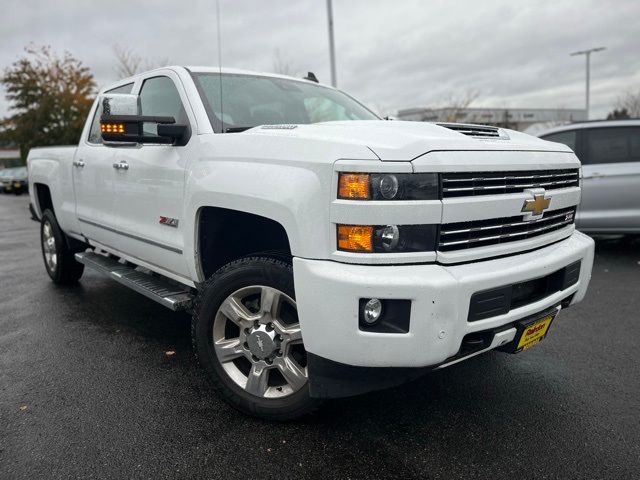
[294,231,594,370]
[2,181,26,192]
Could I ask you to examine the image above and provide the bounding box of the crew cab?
[28,67,594,420]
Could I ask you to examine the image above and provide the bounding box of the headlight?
[337,224,437,253]
[338,173,439,200]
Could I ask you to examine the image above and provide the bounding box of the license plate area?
[499,308,557,354]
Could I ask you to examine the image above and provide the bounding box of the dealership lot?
[1,194,639,480]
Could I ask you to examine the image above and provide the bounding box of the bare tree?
[615,87,640,117]
[112,44,170,79]
[439,89,480,123]
[272,49,297,77]
[113,45,142,78]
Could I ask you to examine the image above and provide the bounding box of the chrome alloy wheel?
[212,285,308,399]
[42,220,57,272]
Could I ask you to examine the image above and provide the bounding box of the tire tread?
[41,209,84,285]
[191,255,321,421]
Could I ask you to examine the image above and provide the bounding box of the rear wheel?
[192,256,321,420]
[40,209,85,284]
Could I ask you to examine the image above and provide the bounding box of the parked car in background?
[539,120,640,234]
[0,169,13,193]
[1,166,29,195]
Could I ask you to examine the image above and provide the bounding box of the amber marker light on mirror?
[337,225,373,252]
[338,173,370,200]
[100,123,125,134]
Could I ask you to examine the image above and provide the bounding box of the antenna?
[216,0,224,132]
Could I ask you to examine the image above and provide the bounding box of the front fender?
[183,160,332,282]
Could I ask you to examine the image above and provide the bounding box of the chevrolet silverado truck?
[28,67,595,420]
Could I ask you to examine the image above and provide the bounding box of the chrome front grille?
[441,169,579,198]
[438,207,576,252]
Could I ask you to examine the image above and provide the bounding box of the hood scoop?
[261,124,298,130]
[437,123,509,140]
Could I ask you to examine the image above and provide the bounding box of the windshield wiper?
[224,126,254,133]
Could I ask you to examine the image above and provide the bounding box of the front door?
[73,83,134,247]
[110,73,195,279]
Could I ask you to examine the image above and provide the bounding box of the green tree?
[606,108,630,120]
[0,45,95,162]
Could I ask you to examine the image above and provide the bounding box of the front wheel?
[40,209,84,284]
[191,256,321,420]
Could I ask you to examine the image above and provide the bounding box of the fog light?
[363,298,383,324]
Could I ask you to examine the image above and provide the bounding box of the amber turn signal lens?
[337,225,373,252]
[338,173,370,200]
[100,123,125,134]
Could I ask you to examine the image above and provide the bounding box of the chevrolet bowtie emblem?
[522,194,551,216]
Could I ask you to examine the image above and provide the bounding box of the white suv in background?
[539,120,640,235]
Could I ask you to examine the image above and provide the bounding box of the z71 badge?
[159,216,179,227]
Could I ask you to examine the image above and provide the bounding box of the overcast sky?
[1,0,639,119]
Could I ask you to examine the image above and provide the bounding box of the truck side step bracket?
[75,251,193,311]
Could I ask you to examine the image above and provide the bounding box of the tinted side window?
[88,83,134,144]
[585,127,640,164]
[541,130,577,151]
[139,76,188,135]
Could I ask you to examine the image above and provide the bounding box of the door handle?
[113,161,129,170]
[73,160,85,168]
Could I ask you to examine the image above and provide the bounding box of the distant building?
[396,107,587,132]
[0,148,21,168]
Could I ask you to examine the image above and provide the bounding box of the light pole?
[326,0,337,87]
[570,47,605,119]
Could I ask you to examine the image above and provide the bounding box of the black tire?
[40,209,85,284]
[191,256,321,421]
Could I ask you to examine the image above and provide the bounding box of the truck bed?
[28,146,77,162]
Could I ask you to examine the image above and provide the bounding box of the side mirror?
[99,94,190,146]
[101,93,139,116]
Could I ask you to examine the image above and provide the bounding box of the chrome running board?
[75,251,193,311]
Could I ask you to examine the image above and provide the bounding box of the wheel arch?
[196,206,293,280]
[33,183,54,218]
[28,155,64,220]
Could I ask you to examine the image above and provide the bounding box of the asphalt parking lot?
[1,194,639,480]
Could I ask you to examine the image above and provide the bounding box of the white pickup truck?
[28,67,594,420]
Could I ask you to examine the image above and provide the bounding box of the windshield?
[192,73,379,133]
[2,167,26,178]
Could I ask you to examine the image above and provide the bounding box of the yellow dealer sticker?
[517,315,554,351]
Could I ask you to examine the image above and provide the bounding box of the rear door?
[110,73,195,278]
[73,83,134,246]
[579,126,640,232]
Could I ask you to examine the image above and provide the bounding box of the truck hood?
[246,120,573,161]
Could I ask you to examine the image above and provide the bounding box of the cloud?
[1,0,638,119]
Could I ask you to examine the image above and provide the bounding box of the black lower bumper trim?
[468,260,581,322]
[307,299,573,399]
[307,353,428,399]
